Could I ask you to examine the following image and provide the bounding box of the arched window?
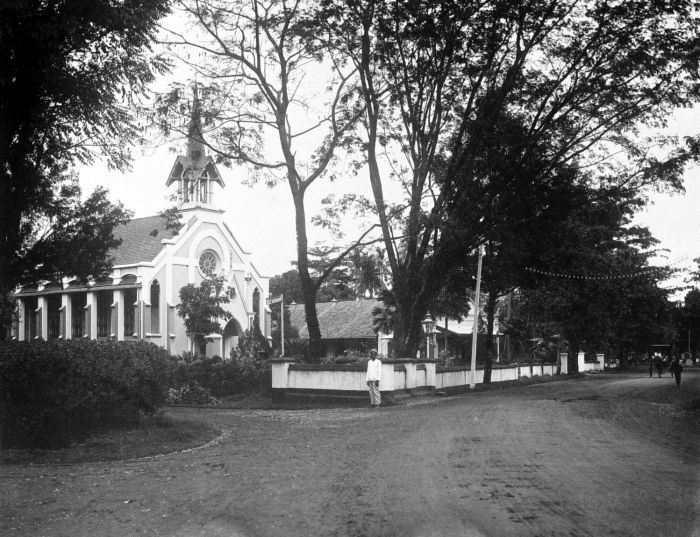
[150,280,160,333]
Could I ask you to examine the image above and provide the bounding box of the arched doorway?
[223,318,244,359]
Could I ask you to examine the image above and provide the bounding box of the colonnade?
[13,285,147,343]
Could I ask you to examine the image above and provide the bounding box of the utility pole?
[470,244,484,389]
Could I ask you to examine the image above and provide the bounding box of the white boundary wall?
[272,357,576,399]
[578,351,605,372]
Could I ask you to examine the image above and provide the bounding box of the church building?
[11,95,270,358]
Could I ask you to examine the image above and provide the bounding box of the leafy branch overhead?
[0,0,171,338]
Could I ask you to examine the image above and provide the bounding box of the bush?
[169,331,272,398]
[0,340,171,448]
[165,382,220,405]
[170,353,271,397]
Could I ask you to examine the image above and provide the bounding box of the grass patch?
[0,413,221,465]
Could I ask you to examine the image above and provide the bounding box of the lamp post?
[470,244,484,389]
[421,314,436,360]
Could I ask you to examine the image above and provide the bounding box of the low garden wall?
[271,357,567,402]
[578,352,605,372]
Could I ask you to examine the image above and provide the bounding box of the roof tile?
[110,216,177,266]
[288,300,380,339]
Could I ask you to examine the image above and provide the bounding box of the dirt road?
[2,370,698,537]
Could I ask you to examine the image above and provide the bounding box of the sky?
[630,108,700,293]
[77,6,700,294]
[79,106,700,294]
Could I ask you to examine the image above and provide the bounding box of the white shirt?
[366,357,382,382]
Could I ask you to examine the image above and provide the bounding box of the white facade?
[12,105,270,358]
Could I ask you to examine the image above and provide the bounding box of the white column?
[37,296,48,340]
[62,294,71,339]
[110,290,119,340]
[116,289,125,340]
[577,351,585,372]
[15,299,25,341]
[86,291,97,339]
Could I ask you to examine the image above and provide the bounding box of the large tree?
[501,191,676,372]
[316,0,700,357]
[0,0,170,337]
[157,0,375,361]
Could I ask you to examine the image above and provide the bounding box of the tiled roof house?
[288,299,386,358]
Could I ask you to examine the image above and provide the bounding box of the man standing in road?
[366,350,382,407]
[669,357,683,388]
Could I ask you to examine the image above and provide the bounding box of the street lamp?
[422,313,436,359]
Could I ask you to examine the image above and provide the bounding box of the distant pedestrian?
[669,357,683,388]
[649,357,654,378]
[366,350,382,408]
[654,355,664,377]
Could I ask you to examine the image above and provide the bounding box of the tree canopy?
[157,0,700,359]
[0,0,171,336]
[313,0,700,357]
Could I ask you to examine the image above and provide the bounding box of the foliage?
[157,206,185,234]
[0,0,170,337]
[165,382,220,405]
[176,277,235,355]
[313,0,700,358]
[0,340,171,448]
[675,289,700,358]
[157,0,376,361]
[231,328,272,361]
[270,270,304,305]
[170,332,272,397]
[502,238,676,371]
[0,184,132,338]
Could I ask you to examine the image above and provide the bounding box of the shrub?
[0,340,171,448]
[165,382,220,405]
[169,345,271,398]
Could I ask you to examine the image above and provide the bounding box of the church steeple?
[165,85,224,208]
[186,85,205,164]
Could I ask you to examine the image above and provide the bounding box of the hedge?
[0,340,171,448]
[171,354,271,398]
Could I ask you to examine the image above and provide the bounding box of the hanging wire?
[523,255,690,281]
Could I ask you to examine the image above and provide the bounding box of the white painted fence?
[272,355,576,402]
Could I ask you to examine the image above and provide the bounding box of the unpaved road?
[2,370,699,537]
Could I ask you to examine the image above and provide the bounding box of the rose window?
[198,250,218,276]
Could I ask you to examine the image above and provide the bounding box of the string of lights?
[523,255,691,281]
[524,266,661,280]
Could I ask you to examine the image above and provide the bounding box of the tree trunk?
[291,190,323,362]
[391,292,422,358]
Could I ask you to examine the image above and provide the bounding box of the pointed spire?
[186,84,205,164]
[165,83,224,209]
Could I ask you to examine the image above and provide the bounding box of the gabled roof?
[110,215,178,266]
[165,156,224,187]
[288,300,380,339]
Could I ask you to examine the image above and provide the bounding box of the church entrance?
[223,318,243,359]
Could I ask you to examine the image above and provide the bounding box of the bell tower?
[165,85,225,209]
